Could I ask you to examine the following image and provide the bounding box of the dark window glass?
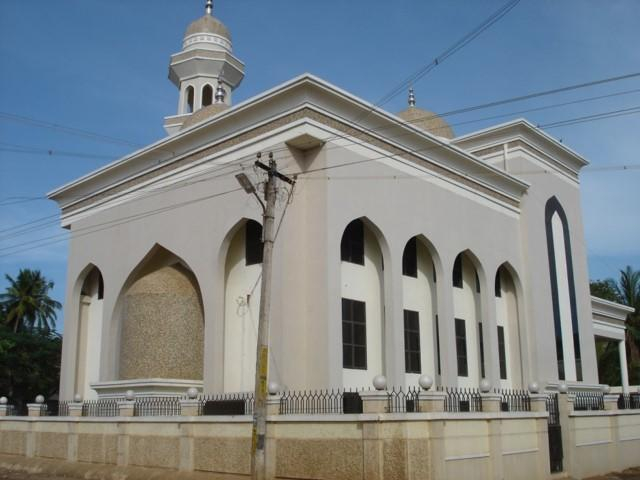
[435,315,441,375]
[433,263,437,283]
[98,273,104,300]
[342,298,367,369]
[403,310,421,373]
[453,255,463,288]
[455,318,468,377]
[475,271,481,293]
[498,326,507,380]
[478,322,485,378]
[495,271,502,297]
[402,238,417,277]
[246,221,263,265]
[202,84,213,107]
[186,86,194,113]
[341,219,364,265]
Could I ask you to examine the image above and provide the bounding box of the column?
[436,266,457,387]
[619,340,629,394]
[480,275,500,388]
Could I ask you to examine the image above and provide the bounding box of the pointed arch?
[73,264,105,399]
[401,234,441,384]
[202,84,213,107]
[339,216,386,388]
[452,249,485,387]
[494,262,525,388]
[112,244,204,381]
[184,85,195,113]
[545,196,582,381]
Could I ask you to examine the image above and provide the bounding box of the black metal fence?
[495,389,531,412]
[279,389,364,414]
[133,396,181,416]
[617,393,640,410]
[573,391,604,411]
[57,401,70,417]
[198,392,254,416]
[387,387,421,413]
[546,393,563,473]
[439,387,482,412]
[82,399,119,417]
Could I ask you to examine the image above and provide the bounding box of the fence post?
[360,391,389,414]
[529,394,548,412]
[0,397,8,416]
[557,385,576,477]
[603,394,619,411]
[118,401,135,417]
[266,394,282,416]
[418,390,446,412]
[68,402,83,417]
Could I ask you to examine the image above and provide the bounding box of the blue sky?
[0,0,638,331]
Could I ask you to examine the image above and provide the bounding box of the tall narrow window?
[453,255,462,288]
[455,318,468,377]
[98,273,104,300]
[435,315,441,375]
[202,84,213,107]
[498,326,507,380]
[185,86,195,113]
[402,238,417,277]
[478,322,485,378]
[475,271,481,293]
[495,270,502,297]
[341,219,364,265]
[433,263,437,283]
[245,221,263,265]
[403,310,421,373]
[342,298,367,369]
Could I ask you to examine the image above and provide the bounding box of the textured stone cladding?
[119,264,204,380]
[35,432,68,460]
[397,106,455,139]
[77,433,118,465]
[0,431,25,456]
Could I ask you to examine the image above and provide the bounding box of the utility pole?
[242,152,294,480]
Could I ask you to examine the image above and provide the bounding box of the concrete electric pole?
[237,152,294,480]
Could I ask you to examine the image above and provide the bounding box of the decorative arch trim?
[545,196,582,381]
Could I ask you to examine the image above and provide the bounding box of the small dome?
[185,15,231,40]
[397,106,454,140]
[180,103,229,130]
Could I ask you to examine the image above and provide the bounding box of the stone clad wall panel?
[275,438,363,480]
[34,432,68,460]
[76,433,118,465]
[128,435,180,469]
[193,437,251,474]
[0,431,25,456]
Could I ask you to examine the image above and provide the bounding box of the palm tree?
[615,266,640,378]
[0,269,61,333]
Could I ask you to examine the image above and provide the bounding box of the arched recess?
[223,219,264,392]
[452,250,484,388]
[494,263,524,388]
[340,217,385,388]
[184,85,195,113]
[545,196,582,382]
[202,84,213,107]
[401,235,440,386]
[75,265,104,399]
[114,245,204,381]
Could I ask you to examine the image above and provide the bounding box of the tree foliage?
[0,269,61,333]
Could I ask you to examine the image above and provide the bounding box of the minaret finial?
[408,87,416,107]
[205,0,213,15]
[215,81,226,104]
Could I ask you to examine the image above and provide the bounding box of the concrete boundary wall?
[0,411,638,479]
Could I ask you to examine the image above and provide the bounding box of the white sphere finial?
[187,387,198,400]
[0,397,7,405]
[268,382,280,395]
[35,395,45,404]
[528,381,540,394]
[479,379,491,393]
[205,0,213,15]
[602,384,610,394]
[418,375,433,391]
[125,390,135,401]
[73,393,82,403]
[372,375,387,391]
[558,383,568,394]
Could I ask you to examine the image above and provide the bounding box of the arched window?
[545,197,582,381]
[202,84,213,107]
[185,86,194,113]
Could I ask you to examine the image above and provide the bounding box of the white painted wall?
[75,271,104,400]
[341,226,384,388]
[223,225,262,392]
[402,240,437,388]
[552,212,577,381]
[453,256,481,389]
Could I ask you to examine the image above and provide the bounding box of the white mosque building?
[49,1,632,400]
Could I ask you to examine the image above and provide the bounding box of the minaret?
[163,1,245,134]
